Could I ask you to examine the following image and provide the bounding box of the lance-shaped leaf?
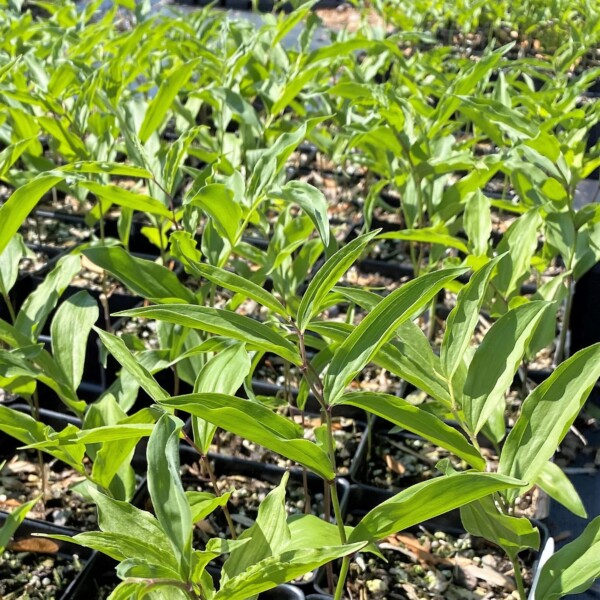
[0,171,64,256]
[83,247,195,303]
[16,254,81,340]
[117,305,301,365]
[192,343,251,454]
[147,414,192,579]
[82,181,174,220]
[170,236,288,317]
[338,391,485,470]
[464,190,492,256]
[273,181,330,247]
[328,289,451,405]
[462,301,551,435]
[494,209,541,300]
[534,516,600,599]
[460,496,540,561]
[59,162,152,178]
[499,343,600,503]
[0,234,28,298]
[160,394,334,480]
[222,472,290,584]
[296,230,379,332]
[323,267,467,405]
[139,58,199,143]
[187,491,232,524]
[349,471,524,543]
[380,228,469,253]
[87,486,175,566]
[214,543,366,600]
[96,329,168,402]
[0,320,83,413]
[188,183,242,246]
[535,461,587,519]
[441,255,504,381]
[0,138,36,179]
[51,291,98,390]
[0,405,85,469]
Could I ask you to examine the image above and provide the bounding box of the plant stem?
[555,273,574,366]
[181,430,237,540]
[510,555,527,600]
[2,292,16,324]
[32,390,46,513]
[200,455,237,540]
[334,556,350,600]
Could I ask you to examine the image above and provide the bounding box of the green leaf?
[116,305,301,365]
[95,328,168,402]
[536,461,587,519]
[192,343,251,453]
[81,181,174,220]
[460,496,540,560]
[0,405,83,469]
[160,394,334,480]
[188,183,242,246]
[296,230,379,332]
[16,254,81,340]
[116,559,181,581]
[348,471,524,543]
[214,544,365,600]
[51,291,99,390]
[534,516,600,599]
[222,472,291,584]
[147,414,192,579]
[0,495,40,553]
[273,181,330,247]
[0,138,36,179]
[59,162,152,178]
[139,59,199,143]
[0,320,83,413]
[187,491,232,523]
[499,343,600,502]
[90,406,156,499]
[380,228,468,253]
[86,487,176,567]
[319,297,451,405]
[0,234,28,298]
[495,209,541,299]
[462,301,551,435]
[441,256,504,382]
[464,191,492,256]
[247,122,310,202]
[83,247,195,303]
[170,239,289,317]
[545,211,576,266]
[338,391,485,470]
[324,267,467,405]
[0,171,64,256]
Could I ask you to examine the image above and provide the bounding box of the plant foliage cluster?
[0,0,600,598]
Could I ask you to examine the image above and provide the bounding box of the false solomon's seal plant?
[22,231,600,599]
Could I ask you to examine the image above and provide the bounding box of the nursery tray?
[0,514,95,600]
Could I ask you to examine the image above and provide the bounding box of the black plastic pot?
[0,514,95,600]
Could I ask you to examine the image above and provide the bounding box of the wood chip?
[9,538,60,553]
[384,454,406,476]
